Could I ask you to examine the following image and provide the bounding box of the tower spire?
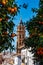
[17,19,25,54]
[20,18,23,25]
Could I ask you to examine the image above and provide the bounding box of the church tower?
[17,19,25,54]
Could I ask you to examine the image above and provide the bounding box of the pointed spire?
[20,18,23,25]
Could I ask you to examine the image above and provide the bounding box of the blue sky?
[13,0,39,24]
[12,0,39,50]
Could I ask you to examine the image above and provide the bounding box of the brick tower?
[17,19,25,54]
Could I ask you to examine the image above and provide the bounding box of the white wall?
[13,56,21,65]
[21,48,34,65]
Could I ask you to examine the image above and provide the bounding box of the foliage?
[24,0,43,64]
[0,0,19,52]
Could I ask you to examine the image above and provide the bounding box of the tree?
[0,0,19,52]
[24,0,43,65]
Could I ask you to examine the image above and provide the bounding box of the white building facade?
[21,48,34,65]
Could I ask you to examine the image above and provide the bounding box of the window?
[19,35,21,38]
[19,42,21,47]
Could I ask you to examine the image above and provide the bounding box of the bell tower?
[17,19,25,54]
